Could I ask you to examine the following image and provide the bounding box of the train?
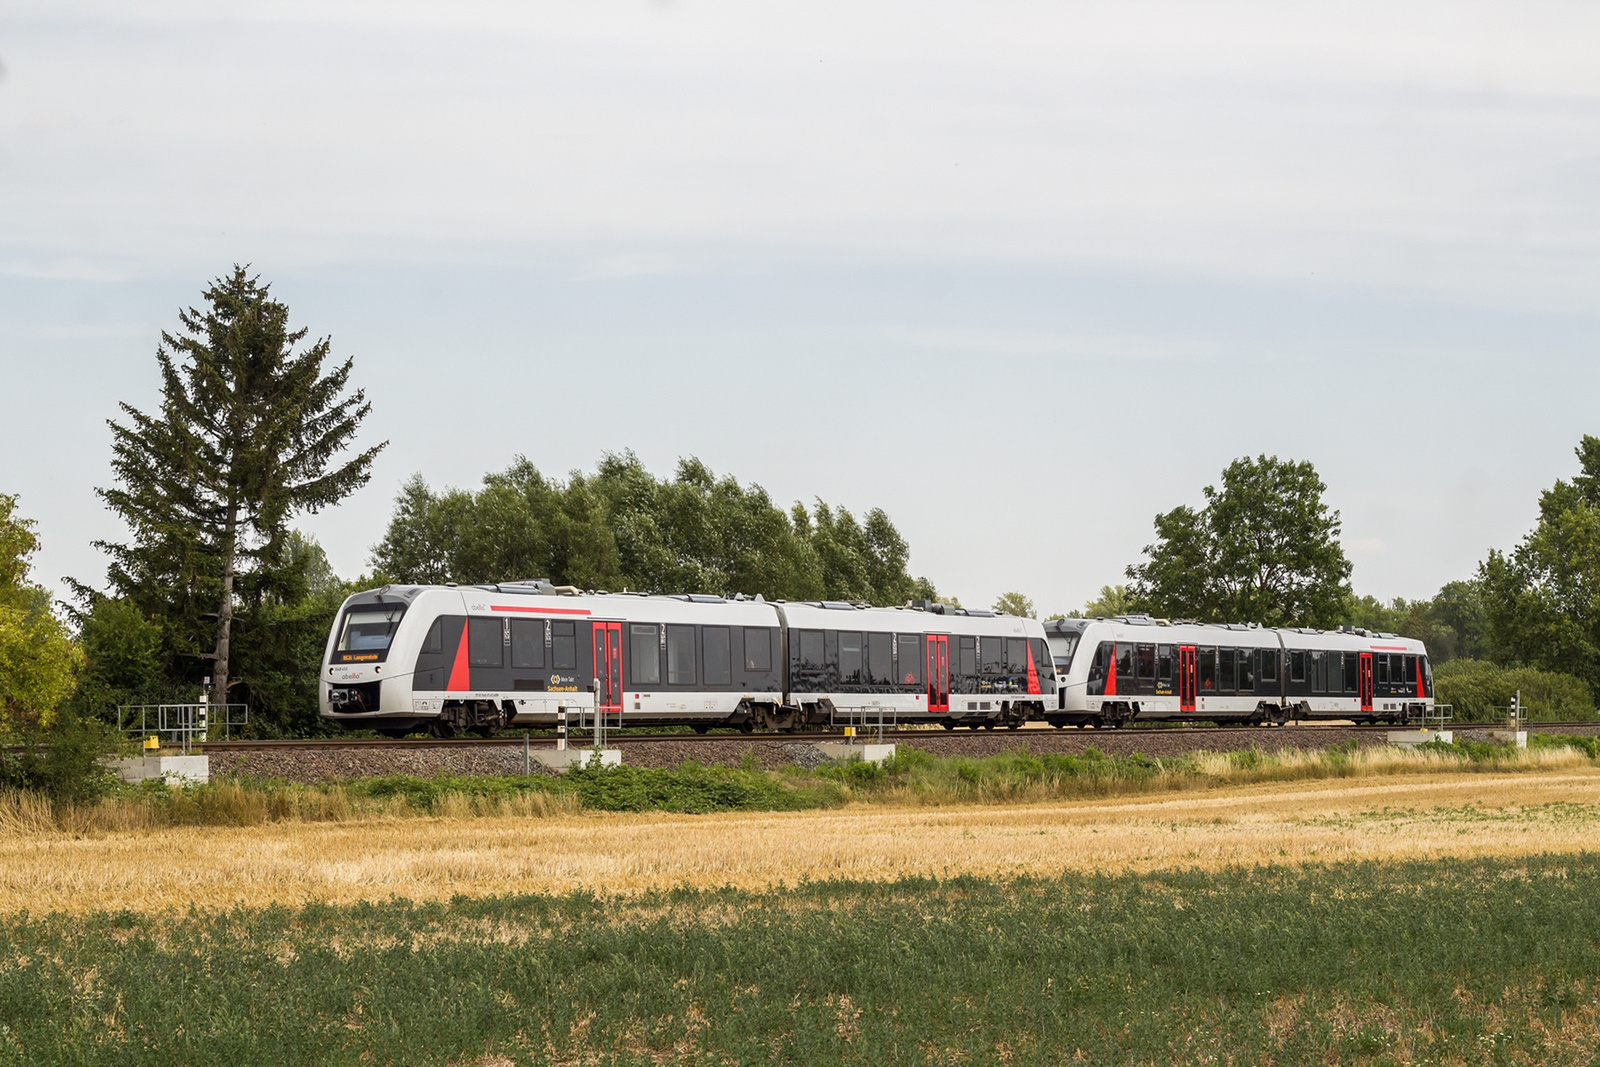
[1042,616,1434,727]
[319,581,1057,736]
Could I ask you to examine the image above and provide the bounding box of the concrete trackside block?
[1489,730,1528,748]
[1387,730,1453,749]
[113,755,210,785]
[814,743,897,765]
[530,748,622,772]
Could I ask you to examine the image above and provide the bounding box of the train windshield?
[1047,632,1081,673]
[337,606,406,652]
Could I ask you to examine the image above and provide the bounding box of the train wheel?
[941,721,957,731]
[429,720,457,739]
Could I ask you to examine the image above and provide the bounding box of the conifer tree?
[94,267,384,703]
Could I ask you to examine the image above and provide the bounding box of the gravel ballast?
[201,721,1600,784]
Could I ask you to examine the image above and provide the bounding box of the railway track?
[197,720,1600,752]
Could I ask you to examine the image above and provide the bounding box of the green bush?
[1433,659,1596,722]
[0,706,127,804]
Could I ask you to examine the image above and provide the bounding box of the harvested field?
[4,767,1599,914]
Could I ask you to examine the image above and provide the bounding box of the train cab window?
[667,625,696,685]
[629,624,661,686]
[1401,655,1416,692]
[338,606,406,653]
[1157,645,1174,685]
[867,633,894,685]
[510,619,544,669]
[1007,638,1028,674]
[1422,657,1433,696]
[421,618,444,655]
[1135,644,1155,683]
[702,627,731,686]
[1290,651,1306,683]
[1260,650,1278,683]
[1343,653,1359,693]
[743,628,772,672]
[839,632,864,684]
[958,636,976,678]
[1218,649,1235,693]
[980,636,1003,673]
[1238,649,1254,691]
[551,621,576,669]
[797,630,825,668]
[900,635,924,686]
[1198,648,1216,691]
[468,617,503,667]
[1115,644,1134,684]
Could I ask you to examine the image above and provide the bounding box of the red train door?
[926,635,949,712]
[593,622,622,716]
[1178,646,1197,713]
[1358,652,1374,714]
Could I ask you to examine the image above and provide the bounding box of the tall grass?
[1,736,1595,835]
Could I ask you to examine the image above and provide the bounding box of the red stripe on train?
[446,622,471,691]
[489,605,591,615]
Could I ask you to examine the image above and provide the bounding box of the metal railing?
[1402,702,1453,730]
[827,704,898,743]
[117,703,250,753]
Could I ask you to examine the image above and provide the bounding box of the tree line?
[2,268,1598,748]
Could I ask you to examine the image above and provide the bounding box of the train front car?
[781,601,1055,730]
[321,583,791,735]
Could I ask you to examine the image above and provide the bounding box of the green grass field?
[3,854,1599,1065]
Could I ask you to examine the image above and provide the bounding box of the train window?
[1135,644,1155,681]
[958,636,976,677]
[980,636,1003,673]
[1115,644,1134,683]
[1343,653,1359,693]
[630,624,661,686]
[667,625,696,685]
[839,632,864,684]
[510,619,544,669]
[1260,650,1277,683]
[1007,638,1028,674]
[1157,645,1174,684]
[1198,648,1216,691]
[468,617,503,667]
[743,628,772,672]
[1310,652,1325,693]
[421,617,444,655]
[1376,654,1390,685]
[1290,651,1305,683]
[702,627,731,686]
[798,630,825,668]
[1325,652,1341,692]
[1401,655,1415,691]
[338,606,406,652]
[551,622,576,669]
[1219,649,1236,692]
[899,635,923,685]
[1239,649,1255,690]
[868,633,894,685]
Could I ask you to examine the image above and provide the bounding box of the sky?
[2,1,1598,616]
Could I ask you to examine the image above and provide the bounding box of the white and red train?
[320,582,1056,736]
[1042,616,1434,727]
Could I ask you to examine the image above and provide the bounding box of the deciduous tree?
[1126,455,1351,627]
